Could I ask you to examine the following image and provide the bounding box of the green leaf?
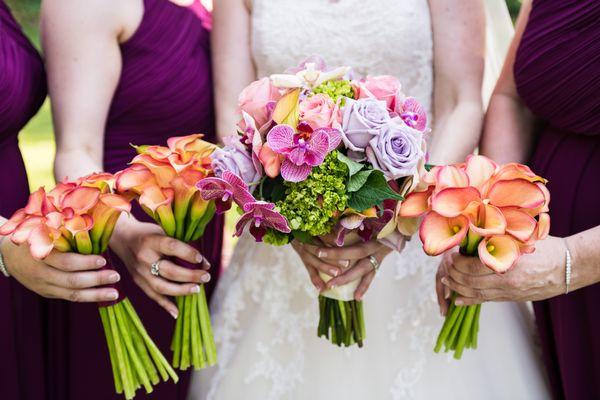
[348,170,404,211]
[291,230,315,245]
[424,163,436,172]
[337,152,364,177]
[347,170,374,192]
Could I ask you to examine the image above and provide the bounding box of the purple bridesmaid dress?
[514,1,600,399]
[0,2,48,399]
[47,1,222,399]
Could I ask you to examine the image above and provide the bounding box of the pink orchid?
[334,206,394,246]
[234,201,291,242]
[196,171,256,214]
[266,123,341,182]
[397,97,427,132]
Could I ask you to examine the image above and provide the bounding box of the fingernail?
[97,258,107,267]
[169,310,179,319]
[107,290,119,300]
[455,300,464,306]
[190,285,201,294]
[196,253,204,263]
[318,250,327,258]
[441,277,449,286]
[339,260,350,268]
[201,274,211,283]
[330,269,338,277]
[108,273,120,283]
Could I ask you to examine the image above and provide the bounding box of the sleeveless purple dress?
[0,2,48,399]
[514,1,600,399]
[47,1,222,399]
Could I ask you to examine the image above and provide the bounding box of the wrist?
[565,235,600,292]
[0,237,11,278]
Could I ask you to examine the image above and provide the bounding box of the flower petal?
[399,187,433,217]
[502,207,537,242]
[222,171,256,206]
[535,212,550,240]
[470,203,507,237]
[61,187,100,214]
[465,155,497,191]
[266,124,296,154]
[435,165,469,190]
[271,88,300,126]
[431,187,481,218]
[0,209,26,235]
[280,160,312,182]
[28,225,56,259]
[487,179,545,209]
[478,235,520,273]
[419,212,469,256]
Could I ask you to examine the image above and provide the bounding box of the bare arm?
[479,0,535,164]
[212,0,256,142]
[427,0,485,165]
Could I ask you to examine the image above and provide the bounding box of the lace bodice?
[251,0,433,115]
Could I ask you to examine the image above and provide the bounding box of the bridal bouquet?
[116,134,218,371]
[197,58,429,347]
[0,174,178,399]
[399,155,550,359]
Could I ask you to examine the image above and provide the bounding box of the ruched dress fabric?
[0,2,47,399]
[514,1,600,399]
[46,1,222,399]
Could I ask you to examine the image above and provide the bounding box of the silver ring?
[150,260,162,277]
[368,255,380,273]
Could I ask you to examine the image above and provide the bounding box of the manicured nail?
[97,258,107,267]
[318,250,327,258]
[339,260,350,268]
[107,290,119,300]
[455,299,464,306]
[108,273,120,283]
[439,306,445,317]
[196,253,204,263]
[201,274,211,283]
[190,285,201,293]
[169,309,179,319]
[330,269,338,277]
[444,287,451,300]
[441,277,449,286]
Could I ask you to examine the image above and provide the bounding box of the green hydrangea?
[277,151,348,237]
[262,229,291,246]
[313,80,355,105]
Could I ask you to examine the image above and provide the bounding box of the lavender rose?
[211,138,261,186]
[341,98,390,153]
[366,121,424,180]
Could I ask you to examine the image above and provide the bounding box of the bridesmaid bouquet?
[399,155,550,359]
[197,57,429,347]
[116,134,218,371]
[0,174,178,399]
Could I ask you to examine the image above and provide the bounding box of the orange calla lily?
[486,178,546,210]
[469,203,507,237]
[61,187,101,214]
[502,207,537,242]
[419,212,469,256]
[431,187,481,218]
[435,165,469,190]
[478,235,520,273]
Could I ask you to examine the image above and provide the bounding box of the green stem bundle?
[99,298,178,399]
[434,295,482,359]
[171,285,217,370]
[317,296,365,347]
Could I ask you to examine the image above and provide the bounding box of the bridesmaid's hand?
[437,237,568,306]
[1,239,119,302]
[110,219,211,318]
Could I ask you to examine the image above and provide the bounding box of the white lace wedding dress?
[189,0,550,398]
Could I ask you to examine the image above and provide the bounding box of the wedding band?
[368,255,380,273]
[150,260,162,277]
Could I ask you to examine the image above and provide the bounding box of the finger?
[327,258,374,289]
[316,240,384,261]
[441,276,505,303]
[447,267,502,290]
[140,265,204,297]
[49,268,121,290]
[354,270,376,301]
[305,263,325,292]
[297,249,342,278]
[46,285,119,303]
[149,235,206,266]
[435,269,448,316]
[156,259,211,284]
[132,273,179,319]
[451,252,494,276]
[453,296,484,306]
[44,251,107,272]
[297,242,351,268]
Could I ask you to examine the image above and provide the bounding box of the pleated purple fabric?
[0,2,48,399]
[515,1,600,399]
[47,1,222,399]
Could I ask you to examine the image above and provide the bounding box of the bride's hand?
[1,238,119,302]
[110,218,211,318]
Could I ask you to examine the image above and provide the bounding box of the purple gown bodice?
[514,1,600,399]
